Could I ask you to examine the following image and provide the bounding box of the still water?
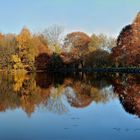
[0,72,140,140]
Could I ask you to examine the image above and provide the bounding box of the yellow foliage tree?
[16,27,38,71]
[11,55,24,70]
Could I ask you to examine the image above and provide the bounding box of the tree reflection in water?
[0,71,140,118]
[112,74,140,118]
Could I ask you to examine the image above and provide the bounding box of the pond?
[0,72,140,140]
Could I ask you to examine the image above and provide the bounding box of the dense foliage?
[2,11,140,72]
[0,25,116,72]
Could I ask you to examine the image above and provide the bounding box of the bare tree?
[43,25,64,46]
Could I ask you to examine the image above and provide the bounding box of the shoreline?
[1,67,140,74]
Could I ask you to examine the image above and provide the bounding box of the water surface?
[0,72,140,140]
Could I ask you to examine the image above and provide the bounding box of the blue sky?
[0,0,140,36]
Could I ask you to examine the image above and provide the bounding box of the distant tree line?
[0,25,117,72]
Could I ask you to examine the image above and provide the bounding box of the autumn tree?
[0,33,16,70]
[63,32,91,55]
[112,12,140,67]
[0,45,15,70]
[62,32,91,68]
[63,32,90,65]
[11,55,24,70]
[0,33,16,48]
[32,34,50,55]
[84,49,111,68]
[14,27,38,71]
[89,34,116,52]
